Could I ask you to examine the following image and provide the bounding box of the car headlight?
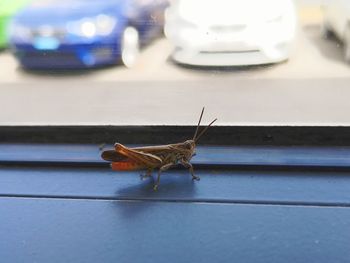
[95,14,117,36]
[67,14,117,38]
[80,20,96,37]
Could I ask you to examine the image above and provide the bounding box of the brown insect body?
[101,108,217,190]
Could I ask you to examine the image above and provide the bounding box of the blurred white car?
[164,0,297,66]
[322,0,350,63]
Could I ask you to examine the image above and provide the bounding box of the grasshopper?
[101,108,217,190]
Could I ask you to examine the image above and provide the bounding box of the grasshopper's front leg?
[154,163,175,191]
[181,159,200,181]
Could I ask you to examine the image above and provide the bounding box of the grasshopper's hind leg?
[181,160,200,181]
[140,168,153,180]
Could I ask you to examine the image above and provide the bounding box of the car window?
[0,0,348,126]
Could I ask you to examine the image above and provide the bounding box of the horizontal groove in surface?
[1,194,350,208]
[1,168,350,206]
[2,125,350,145]
[2,144,350,169]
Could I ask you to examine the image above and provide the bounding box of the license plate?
[33,37,60,50]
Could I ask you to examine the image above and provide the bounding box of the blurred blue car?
[8,0,167,69]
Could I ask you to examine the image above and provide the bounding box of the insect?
[101,108,217,190]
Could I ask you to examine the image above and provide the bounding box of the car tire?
[121,26,140,68]
[321,22,333,39]
[344,25,350,64]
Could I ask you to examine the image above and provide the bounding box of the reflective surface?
[1,0,350,125]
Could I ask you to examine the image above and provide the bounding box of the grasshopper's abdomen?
[111,161,148,171]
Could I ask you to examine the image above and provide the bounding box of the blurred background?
[1,0,350,126]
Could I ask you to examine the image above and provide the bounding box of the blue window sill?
[1,132,350,262]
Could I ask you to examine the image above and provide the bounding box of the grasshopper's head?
[179,139,196,160]
[185,139,196,151]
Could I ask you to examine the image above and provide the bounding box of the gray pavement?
[1,5,350,126]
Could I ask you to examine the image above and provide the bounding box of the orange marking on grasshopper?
[111,161,146,171]
[101,107,217,190]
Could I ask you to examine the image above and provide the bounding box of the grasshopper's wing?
[101,150,127,162]
[114,143,162,167]
[132,145,174,155]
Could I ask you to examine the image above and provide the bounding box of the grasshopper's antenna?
[194,118,217,143]
[193,107,205,140]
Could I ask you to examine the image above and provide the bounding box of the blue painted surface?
[0,168,350,206]
[2,144,350,168]
[1,143,350,262]
[0,198,349,263]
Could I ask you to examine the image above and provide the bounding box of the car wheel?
[321,22,333,39]
[121,26,140,68]
[344,25,350,64]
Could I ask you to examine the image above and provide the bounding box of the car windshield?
[0,0,349,126]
